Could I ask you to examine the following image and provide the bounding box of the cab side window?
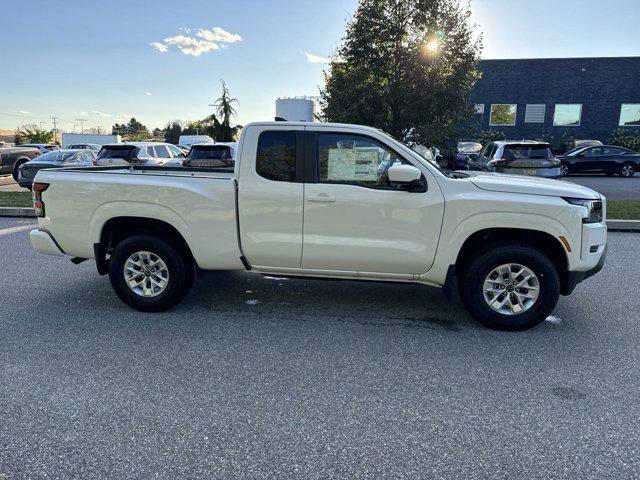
[256,131,296,182]
[317,133,409,189]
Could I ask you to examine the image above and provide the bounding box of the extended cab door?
[237,125,305,269]
[301,129,445,276]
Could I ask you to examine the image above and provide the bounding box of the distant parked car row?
[448,139,638,178]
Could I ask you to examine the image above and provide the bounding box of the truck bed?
[34,165,244,270]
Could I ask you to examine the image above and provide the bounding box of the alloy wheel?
[123,251,170,297]
[483,263,540,315]
[621,165,634,177]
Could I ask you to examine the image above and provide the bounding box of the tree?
[164,121,183,144]
[202,81,240,142]
[15,124,54,144]
[320,0,482,150]
[111,117,151,141]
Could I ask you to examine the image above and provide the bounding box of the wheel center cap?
[144,269,151,277]
[506,285,515,293]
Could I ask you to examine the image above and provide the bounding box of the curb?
[0,207,37,217]
[607,219,640,232]
[0,206,639,231]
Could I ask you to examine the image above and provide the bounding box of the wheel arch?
[454,227,572,295]
[95,216,196,275]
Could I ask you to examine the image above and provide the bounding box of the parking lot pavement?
[1,217,639,479]
[562,175,640,200]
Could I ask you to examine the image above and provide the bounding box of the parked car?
[17,144,60,155]
[448,141,483,170]
[0,146,40,180]
[178,135,214,148]
[168,143,235,168]
[559,145,639,177]
[565,139,602,152]
[94,142,185,166]
[67,143,102,151]
[469,141,561,177]
[17,149,96,189]
[29,121,606,331]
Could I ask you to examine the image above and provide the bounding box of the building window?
[489,104,517,126]
[619,104,640,126]
[553,104,582,126]
[525,104,546,123]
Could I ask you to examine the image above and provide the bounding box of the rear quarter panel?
[35,169,243,270]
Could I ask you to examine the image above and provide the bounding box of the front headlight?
[564,197,603,223]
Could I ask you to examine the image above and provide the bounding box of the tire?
[560,163,570,176]
[620,163,635,177]
[459,244,560,331]
[12,159,28,182]
[108,235,195,312]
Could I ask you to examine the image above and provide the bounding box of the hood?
[462,171,601,199]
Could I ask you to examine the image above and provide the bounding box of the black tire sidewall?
[13,160,28,181]
[108,235,193,312]
[460,246,560,331]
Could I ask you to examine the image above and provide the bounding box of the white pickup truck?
[29,122,607,330]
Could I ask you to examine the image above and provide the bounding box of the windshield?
[97,146,139,160]
[503,145,553,160]
[33,151,76,162]
[188,146,233,160]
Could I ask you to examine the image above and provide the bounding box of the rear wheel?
[108,235,195,312]
[12,159,28,181]
[560,163,570,176]
[459,245,560,331]
[620,163,635,177]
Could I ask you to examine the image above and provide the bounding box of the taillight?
[32,182,49,217]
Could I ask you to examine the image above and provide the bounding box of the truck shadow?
[188,270,474,332]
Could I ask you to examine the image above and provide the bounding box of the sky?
[1,0,639,133]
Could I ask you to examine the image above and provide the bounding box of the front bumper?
[30,229,64,256]
[564,245,607,295]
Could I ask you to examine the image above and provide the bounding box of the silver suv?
[94,142,185,166]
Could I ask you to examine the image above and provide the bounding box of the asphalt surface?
[1,217,639,479]
[563,174,640,200]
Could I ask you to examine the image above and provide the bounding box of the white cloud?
[195,27,242,43]
[18,110,30,115]
[163,35,220,56]
[118,113,132,119]
[145,91,152,96]
[151,26,242,56]
[89,110,111,118]
[304,52,331,64]
[150,42,168,53]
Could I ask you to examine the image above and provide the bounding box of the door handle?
[307,193,336,203]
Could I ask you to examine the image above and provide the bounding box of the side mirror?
[388,164,424,191]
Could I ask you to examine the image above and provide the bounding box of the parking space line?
[0,224,37,236]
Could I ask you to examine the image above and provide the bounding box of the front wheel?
[108,235,195,312]
[459,245,560,331]
[560,163,570,176]
[620,163,635,177]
